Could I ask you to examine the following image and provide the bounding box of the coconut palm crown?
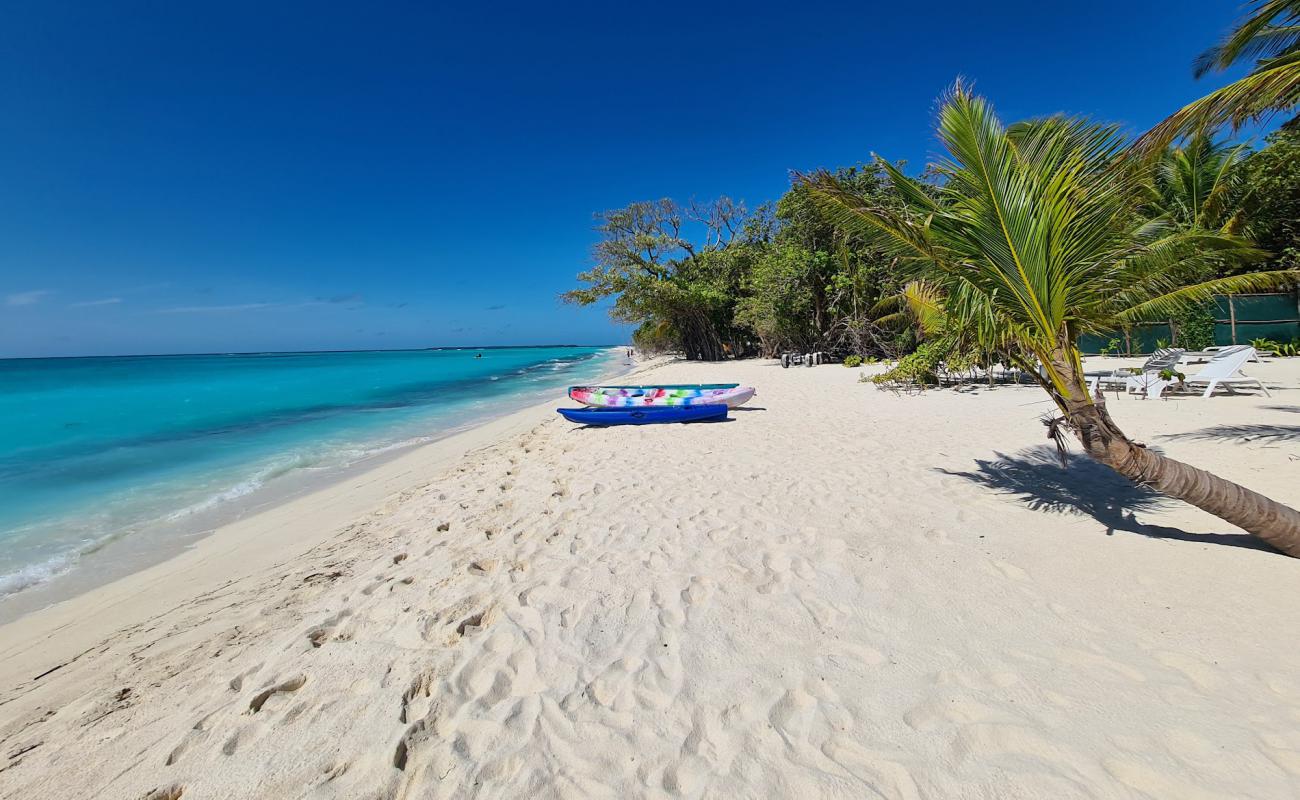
[1142,133,1251,236]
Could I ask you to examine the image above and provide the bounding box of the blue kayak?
[557,404,728,426]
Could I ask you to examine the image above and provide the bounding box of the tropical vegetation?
[567,128,1298,366]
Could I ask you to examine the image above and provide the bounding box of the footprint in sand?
[768,687,820,753]
[306,609,354,648]
[455,605,500,639]
[756,550,793,594]
[400,669,437,723]
[164,729,209,767]
[587,657,642,712]
[468,559,499,577]
[653,586,686,628]
[248,674,308,713]
[681,576,714,605]
[228,664,262,692]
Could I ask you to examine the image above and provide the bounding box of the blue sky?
[0,0,1256,357]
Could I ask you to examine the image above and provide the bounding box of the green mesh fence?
[1079,292,1299,354]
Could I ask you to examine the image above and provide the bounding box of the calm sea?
[0,346,621,599]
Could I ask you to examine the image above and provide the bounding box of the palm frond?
[1139,50,1300,153]
[868,293,903,316]
[800,169,937,264]
[1116,269,1300,322]
[901,281,948,335]
[871,311,910,329]
[1194,1,1300,76]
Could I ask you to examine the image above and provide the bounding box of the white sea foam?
[0,552,77,598]
[162,454,313,522]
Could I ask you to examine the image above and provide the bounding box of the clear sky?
[0,0,1256,357]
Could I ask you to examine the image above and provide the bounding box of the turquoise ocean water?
[0,346,620,598]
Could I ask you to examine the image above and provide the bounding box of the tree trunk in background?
[1048,351,1300,556]
[678,309,726,361]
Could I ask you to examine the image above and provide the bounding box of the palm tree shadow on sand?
[1261,405,1300,414]
[1158,424,1300,444]
[938,446,1276,552]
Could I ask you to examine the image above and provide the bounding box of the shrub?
[1246,337,1300,356]
[871,340,950,386]
[1173,303,1215,351]
[843,355,863,368]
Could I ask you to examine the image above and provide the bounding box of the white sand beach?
[1,356,1299,799]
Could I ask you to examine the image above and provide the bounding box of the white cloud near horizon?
[157,302,278,314]
[157,297,364,314]
[70,297,123,307]
[5,289,51,306]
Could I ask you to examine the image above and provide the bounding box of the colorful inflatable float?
[568,385,755,408]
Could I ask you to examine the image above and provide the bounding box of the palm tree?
[1139,133,1263,345]
[807,85,1300,555]
[1140,1,1300,150]
[1142,133,1251,237]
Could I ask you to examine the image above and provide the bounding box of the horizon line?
[0,343,626,362]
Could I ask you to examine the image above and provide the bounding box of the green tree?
[732,165,909,357]
[733,241,828,355]
[1139,132,1265,345]
[809,85,1300,555]
[1238,127,1300,265]
[1142,133,1251,236]
[1142,0,1300,149]
[564,198,756,361]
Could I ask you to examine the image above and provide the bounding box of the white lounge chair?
[1086,348,1184,395]
[1180,347,1270,398]
[1125,373,1171,400]
[1180,344,1259,364]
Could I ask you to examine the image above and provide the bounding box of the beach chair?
[1125,372,1171,400]
[1086,348,1184,395]
[1180,344,1257,364]
[1180,347,1270,398]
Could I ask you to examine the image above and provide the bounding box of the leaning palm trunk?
[1047,353,1300,555]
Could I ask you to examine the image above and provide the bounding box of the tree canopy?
[568,117,1299,362]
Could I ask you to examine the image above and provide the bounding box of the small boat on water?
[557,404,728,426]
[569,385,755,408]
